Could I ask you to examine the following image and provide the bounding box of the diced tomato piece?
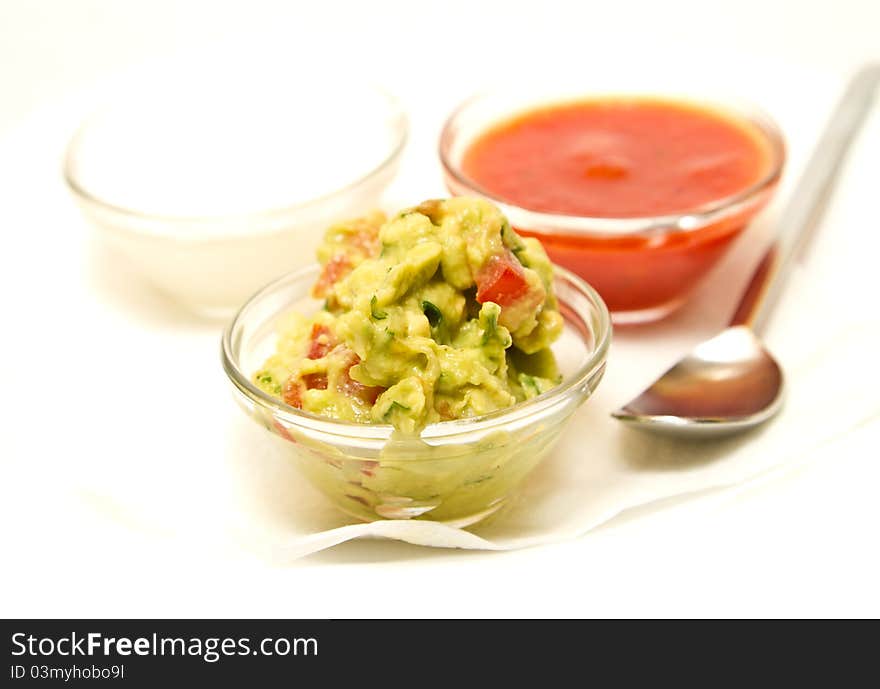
[436,400,456,420]
[312,255,352,298]
[475,251,530,306]
[282,379,304,408]
[284,326,333,406]
[413,199,444,223]
[344,376,384,406]
[287,346,383,411]
[302,373,328,390]
[307,324,335,359]
[282,370,328,409]
[349,228,380,256]
[339,351,384,406]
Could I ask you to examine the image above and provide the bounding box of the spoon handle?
[730,64,880,332]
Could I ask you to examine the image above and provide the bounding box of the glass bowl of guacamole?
[222,198,611,526]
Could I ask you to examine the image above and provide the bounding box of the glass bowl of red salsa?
[440,90,785,323]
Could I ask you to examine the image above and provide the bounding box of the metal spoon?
[612,64,880,437]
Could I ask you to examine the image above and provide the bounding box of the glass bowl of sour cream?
[64,63,407,316]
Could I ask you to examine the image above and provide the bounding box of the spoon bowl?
[612,326,783,437]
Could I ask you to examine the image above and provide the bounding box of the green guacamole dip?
[254,198,563,434]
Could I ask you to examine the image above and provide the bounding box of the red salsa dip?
[454,97,782,319]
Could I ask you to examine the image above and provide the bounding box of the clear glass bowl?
[439,88,786,324]
[221,264,611,527]
[64,79,408,317]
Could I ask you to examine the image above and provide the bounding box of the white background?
[2,0,879,617]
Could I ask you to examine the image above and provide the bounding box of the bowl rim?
[221,262,612,441]
[62,84,409,233]
[439,90,786,237]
